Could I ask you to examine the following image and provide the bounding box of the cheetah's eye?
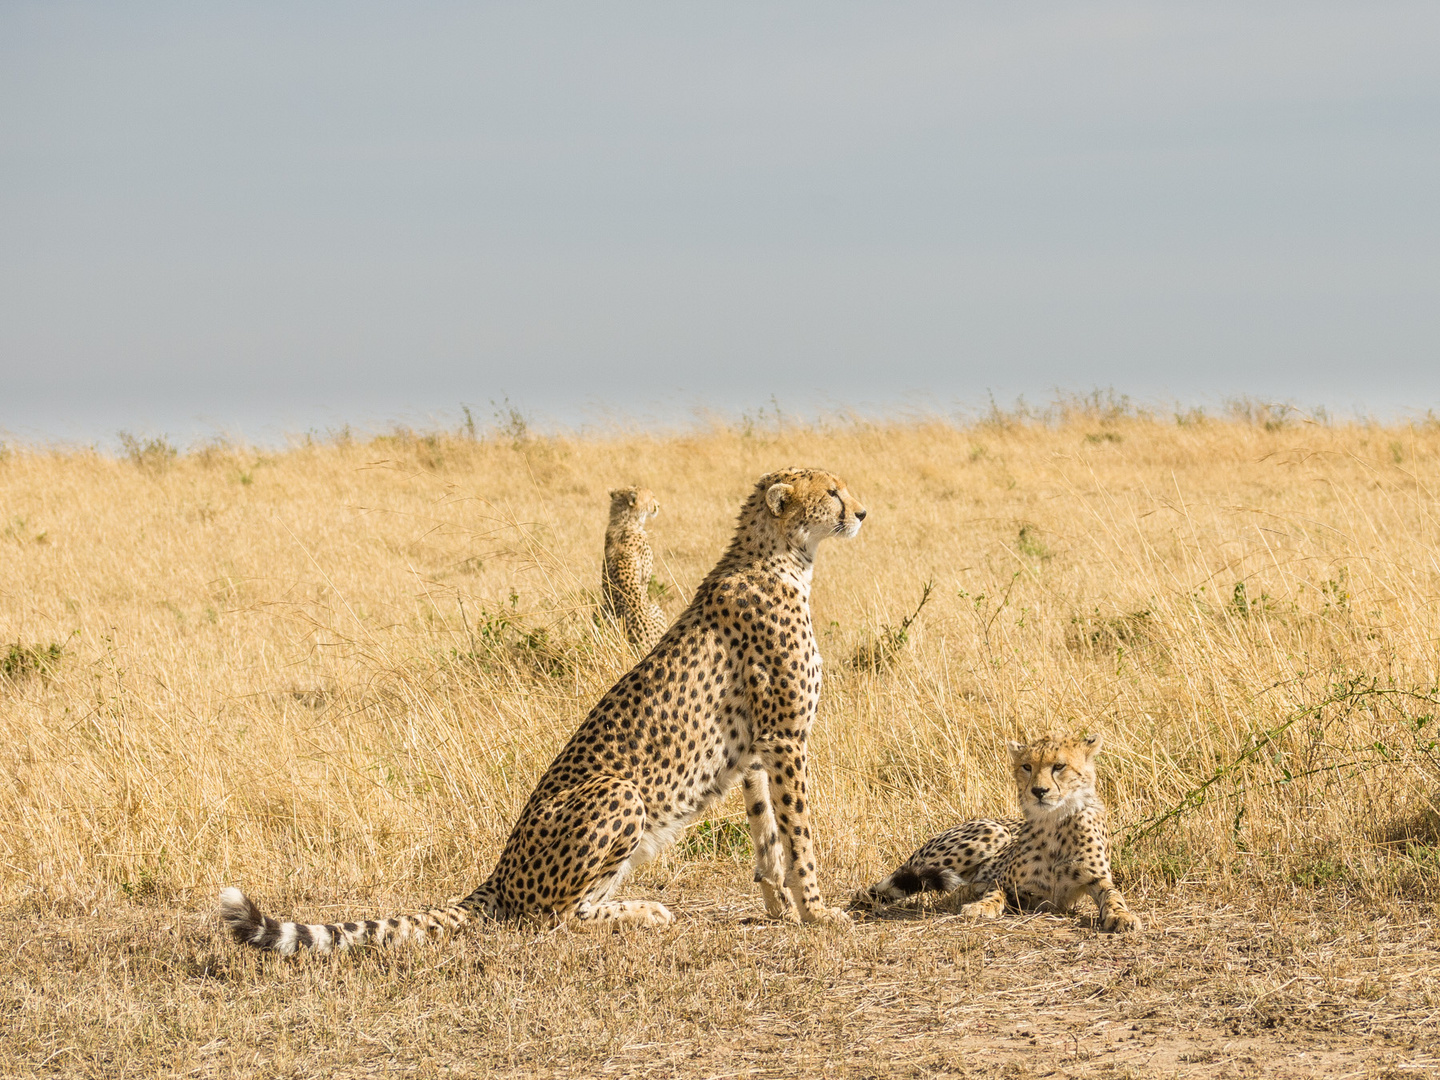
[1052,763,1065,775]
[1021,764,1032,773]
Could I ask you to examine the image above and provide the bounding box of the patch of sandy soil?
[4,886,1439,1078]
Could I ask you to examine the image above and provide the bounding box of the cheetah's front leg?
[742,764,798,922]
[755,738,850,928]
[1090,881,1142,934]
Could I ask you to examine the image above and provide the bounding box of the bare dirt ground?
[6,876,1439,1079]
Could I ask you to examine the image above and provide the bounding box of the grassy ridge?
[2,409,1439,916]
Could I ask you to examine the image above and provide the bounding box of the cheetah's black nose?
[854,509,867,521]
[1031,787,1049,800]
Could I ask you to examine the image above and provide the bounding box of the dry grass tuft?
[4,409,1440,1075]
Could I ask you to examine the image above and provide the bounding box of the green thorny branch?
[1122,673,1440,843]
[850,580,936,672]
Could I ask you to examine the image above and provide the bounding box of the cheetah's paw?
[759,882,800,922]
[801,904,854,929]
[1101,909,1142,934]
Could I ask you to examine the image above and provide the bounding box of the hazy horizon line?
[3,387,1434,456]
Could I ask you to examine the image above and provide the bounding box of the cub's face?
[1008,733,1101,818]
[610,486,660,525]
[762,468,867,552]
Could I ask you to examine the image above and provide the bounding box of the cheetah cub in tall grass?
[855,733,1141,933]
[602,486,667,651]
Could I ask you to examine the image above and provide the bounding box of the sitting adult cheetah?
[853,733,1141,933]
[220,467,866,952]
[602,486,667,651]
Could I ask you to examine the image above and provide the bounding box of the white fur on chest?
[1011,807,1104,910]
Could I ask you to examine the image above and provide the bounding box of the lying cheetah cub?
[855,733,1141,933]
[602,486,666,651]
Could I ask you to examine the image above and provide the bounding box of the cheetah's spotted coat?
[221,468,866,952]
[602,486,666,651]
[854,733,1141,933]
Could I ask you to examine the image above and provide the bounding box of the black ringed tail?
[218,887,477,955]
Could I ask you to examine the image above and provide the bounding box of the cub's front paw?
[1101,909,1142,934]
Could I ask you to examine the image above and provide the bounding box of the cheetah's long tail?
[219,887,478,955]
[852,865,964,909]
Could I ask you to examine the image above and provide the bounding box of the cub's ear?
[608,489,622,500]
[1080,732,1103,758]
[649,499,660,516]
[765,482,794,516]
[1006,739,1027,761]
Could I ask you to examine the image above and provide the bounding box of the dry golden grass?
[4,407,1440,1077]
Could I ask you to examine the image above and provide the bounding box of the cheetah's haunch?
[221,468,866,952]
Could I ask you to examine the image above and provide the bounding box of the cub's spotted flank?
[854,733,1141,934]
[602,486,666,651]
[221,467,867,953]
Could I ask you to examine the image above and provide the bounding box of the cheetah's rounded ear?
[1006,739,1027,761]
[1081,732,1103,758]
[765,482,794,517]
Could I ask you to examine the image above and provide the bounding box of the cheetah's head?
[609,486,660,526]
[1007,732,1102,820]
[760,468,867,557]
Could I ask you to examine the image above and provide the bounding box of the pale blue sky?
[2,2,1438,443]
